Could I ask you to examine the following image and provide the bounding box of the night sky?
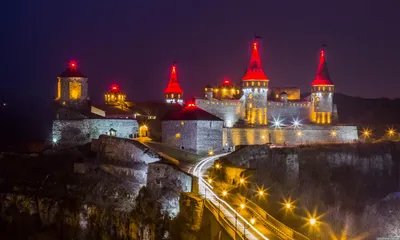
[1,0,400,114]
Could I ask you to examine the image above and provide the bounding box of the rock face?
[219,142,400,238]
[147,161,194,218]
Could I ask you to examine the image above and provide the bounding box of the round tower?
[241,40,269,125]
[164,63,184,105]
[55,61,89,109]
[310,50,335,124]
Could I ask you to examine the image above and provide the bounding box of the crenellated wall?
[223,125,359,146]
[195,98,241,127]
[267,101,311,121]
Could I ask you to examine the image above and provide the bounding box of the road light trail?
[192,154,269,240]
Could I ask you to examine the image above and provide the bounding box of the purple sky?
[1,0,400,107]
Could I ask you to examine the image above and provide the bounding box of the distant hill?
[334,93,400,124]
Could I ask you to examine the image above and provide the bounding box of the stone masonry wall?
[223,125,359,146]
[267,101,310,122]
[196,121,224,154]
[162,120,224,155]
[195,98,241,127]
[52,119,138,146]
[147,161,194,217]
[162,121,197,152]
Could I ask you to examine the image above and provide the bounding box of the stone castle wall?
[52,119,138,146]
[195,98,241,127]
[162,120,224,154]
[162,120,198,152]
[223,125,359,146]
[267,101,311,121]
[196,121,224,154]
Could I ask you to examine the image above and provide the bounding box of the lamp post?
[235,203,246,240]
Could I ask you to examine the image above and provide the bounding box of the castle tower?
[55,61,89,109]
[164,63,184,105]
[310,49,335,124]
[104,84,126,105]
[241,40,269,125]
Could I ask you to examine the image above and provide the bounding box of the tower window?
[171,93,174,98]
[178,94,180,98]
[251,82,255,86]
[257,82,260,86]
[69,81,82,100]
[57,79,61,99]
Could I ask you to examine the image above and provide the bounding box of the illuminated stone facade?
[194,43,339,128]
[55,64,89,109]
[223,125,358,146]
[161,106,224,154]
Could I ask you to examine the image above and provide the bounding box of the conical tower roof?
[58,61,87,78]
[164,64,183,93]
[242,41,269,81]
[312,50,333,86]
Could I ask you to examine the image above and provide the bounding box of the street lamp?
[387,128,395,138]
[285,203,292,209]
[215,163,221,169]
[239,178,245,185]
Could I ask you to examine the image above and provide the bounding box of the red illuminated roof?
[58,61,87,78]
[164,64,184,94]
[312,50,333,86]
[242,41,269,81]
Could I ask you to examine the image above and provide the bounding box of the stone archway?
[139,125,148,137]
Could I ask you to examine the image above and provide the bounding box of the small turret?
[164,63,184,105]
[104,84,126,105]
[310,49,335,124]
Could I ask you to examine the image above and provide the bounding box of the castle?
[161,40,358,153]
[52,62,149,146]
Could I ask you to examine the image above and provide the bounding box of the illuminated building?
[55,61,89,110]
[241,40,269,125]
[204,78,241,100]
[161,103,223,154]
[52,62,140,146]
[104,84,126,106]
[310,49,336,124]
[164,63,184,105]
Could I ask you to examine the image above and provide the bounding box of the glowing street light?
[215,163,221,169]
[207,178,213,184]
[208,150,214,156]
[239,178,245,184]
[285,203,292,209]
[362,128,371,138]
[387,128,395,137]
[331,130,337,137]
[309,218,316,226]
[240,203,245,210]
[250,217,256,225]
[291,117,302,128]
[272,116,283,129]
[222,190,228,197]
[297,131,302,136]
